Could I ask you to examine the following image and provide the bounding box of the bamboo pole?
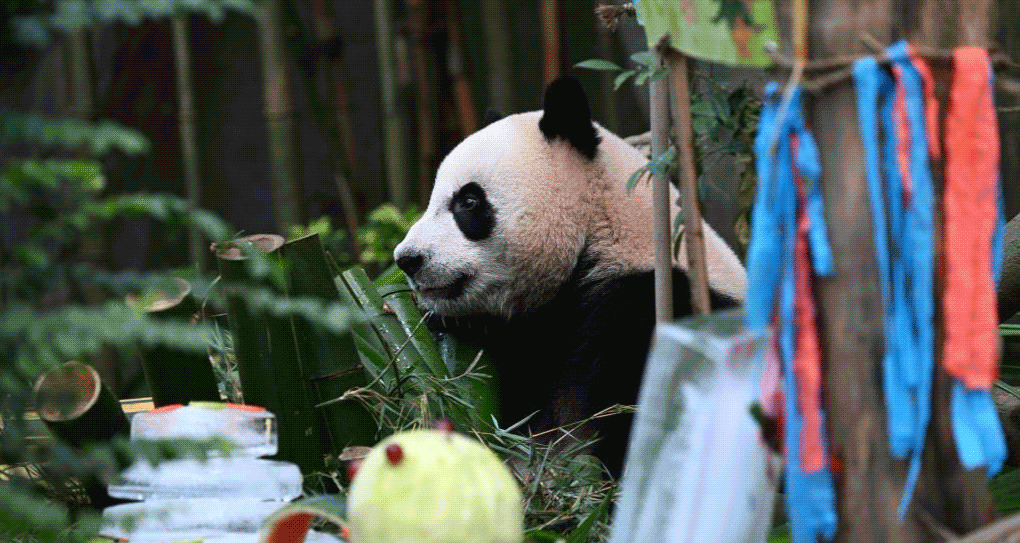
[283,234,377,450]
[257,0,304,230]
[480,0,516,114]
[171,16,207,270]
[34,362,130,448]
[308,0,363,249]
[128,278,221,407]
[408,0,437,209]
[663,47,710,316]
[445,0,478,138]
[374,0,410,208]
[214,234,327,477]
[541,0,561,84]
[649,51,672,323]
[64,29,106,270]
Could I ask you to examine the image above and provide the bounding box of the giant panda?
[393,77,746,476]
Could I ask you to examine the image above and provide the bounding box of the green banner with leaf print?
[636,0,777,67]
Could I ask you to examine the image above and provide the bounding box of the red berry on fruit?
[385,443,403,464]
[434,419,453,433]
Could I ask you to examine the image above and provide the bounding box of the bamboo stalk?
[214,234,327,476]
[129,277,221,407]
[308,0,363,248]
[445,0,478,138]
[664,47,710,315]
[408,0,436,209]
[64,29,106,269]
[374,0,410,208]
[283,234,377,450]
[257,0,304,230]
[34,362,130,448]
[541,0,561,84]
[649,51,673,323]
[171,16,207,270]
[594,0,621,134]
[480,0,516,113]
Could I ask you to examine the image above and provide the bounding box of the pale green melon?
[347,429,524,543]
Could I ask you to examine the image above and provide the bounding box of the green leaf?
[634,70,652,87]
[15,245,49,269]
[525,530,566,543]
[613,70,637,90]
[574,59,623,72]
[566,486,615,543]
[626,165,650,193]
[630,51,658,67]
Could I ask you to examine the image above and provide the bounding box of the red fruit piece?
[346,459,363,482]
[385,443,403,464]
[434,419,454,433]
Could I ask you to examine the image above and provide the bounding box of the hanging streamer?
[746,82,837,543]
[943,46,1007,475]
[852,41,938,520]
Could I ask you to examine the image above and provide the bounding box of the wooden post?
[541,0,561,84]
[664,47,711,316]
[781,0,999,540]
[649,51,673,323]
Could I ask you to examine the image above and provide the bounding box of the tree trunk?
[777,1,999,541]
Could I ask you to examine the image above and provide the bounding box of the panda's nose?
[396,253,424,278]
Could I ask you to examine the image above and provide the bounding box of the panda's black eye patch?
[450,182,495,241]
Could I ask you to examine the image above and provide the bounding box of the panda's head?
[393,77,663,319]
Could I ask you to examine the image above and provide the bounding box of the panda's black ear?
[539,76,601,160]
[481,109,504,128]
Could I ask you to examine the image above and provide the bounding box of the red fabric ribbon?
[792,135,825,473]
[943,46,1000,390]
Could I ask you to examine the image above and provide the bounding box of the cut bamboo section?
[214,234,327,477]
[33,361,130,449]
[128,277,221,407]
[283,234,377,450]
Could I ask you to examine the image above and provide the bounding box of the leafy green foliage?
[10,0,257,48]
[0,113,150,156]
[356,203,421,272]
[575,52,666,90]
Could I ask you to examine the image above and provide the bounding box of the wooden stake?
[541,0,561,84]
[664,47,711,316]
[649,51,673,323]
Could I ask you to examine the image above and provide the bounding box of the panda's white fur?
[394,111,746,320]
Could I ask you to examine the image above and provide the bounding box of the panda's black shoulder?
[579,268,738,323]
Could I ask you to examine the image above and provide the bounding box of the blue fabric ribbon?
[852,42,936,519]
[854,41,1007,518]
[747,83,838,543]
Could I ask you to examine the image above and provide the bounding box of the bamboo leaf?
[613,70,637,90]
[574,59,623,72]
[630,51,658,67]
